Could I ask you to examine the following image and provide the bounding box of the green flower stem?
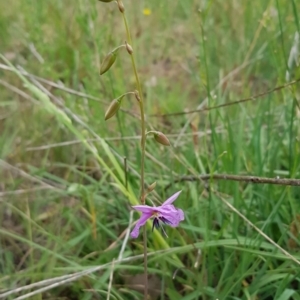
[120,91,136,98]
[120,7,148,299]
[111,44,126,53]
[146,130,157,135]
[122,13,146,203]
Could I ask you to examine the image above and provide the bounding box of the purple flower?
[130,191,184,238]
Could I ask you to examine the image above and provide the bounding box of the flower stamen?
[152,217,170,237]
[152,218,160,231]
[160,223,168,238]
[159,216,172,225]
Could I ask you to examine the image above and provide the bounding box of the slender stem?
[111,44,126,53]
[121,7,146,204]
[118,91,136,98]
[164,173,300,191]
[120,6,148,299]
[124,156,128,189]
[142,226,148,299]
[150,77,300,117]
[146,130,159,135]
[219,195,300,266]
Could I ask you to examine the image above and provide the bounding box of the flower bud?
[104,97,123,120]
[117,0,125,12]
[134,90,140,102]
[125,41,133,55]
[147,182,156,193]
[100,50,118,75]
[154,132,170,146]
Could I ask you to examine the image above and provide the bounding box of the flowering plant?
[131,191,184,238]
[99,0,184,297]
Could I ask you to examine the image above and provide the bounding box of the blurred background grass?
[1,0,300,299]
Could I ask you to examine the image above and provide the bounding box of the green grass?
[1,0,300,299]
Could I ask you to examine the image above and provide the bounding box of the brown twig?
[152,77,300,117]
[165,173,300,190]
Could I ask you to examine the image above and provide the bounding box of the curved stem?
[146,130,159,135]
[120,7,148,299]
[111,44,126,53]
[119,91,136,98]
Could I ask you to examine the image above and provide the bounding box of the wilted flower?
[131,191,184,238]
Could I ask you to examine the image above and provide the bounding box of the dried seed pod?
[104,97,123,120]
[100,50,118,75]
[125,41,133,55]
[154,132,171,146]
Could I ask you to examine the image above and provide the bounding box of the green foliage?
[0,0,300,299]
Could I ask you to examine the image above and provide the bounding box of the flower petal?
[132,205,156,213]
[162,191,182,206]
[169,208,184,227]
[154,204,178,215]
[155,205,184,227]
[130,213,152,238]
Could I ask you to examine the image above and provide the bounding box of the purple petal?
[132,205,156,214]
[165,209,184,227]
[162,191,182,206]
[130,213,152,238]
[154,204,179,215]
[155,205,184,227]
[171,208,184,226]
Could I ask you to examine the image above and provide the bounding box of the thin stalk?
[111,44,126,53]
[164,173,300,191]
[142,226,148,299]
[25,198,42,300]
[122,14,146,202]
[121,91,136,97]
[120,5,148,299]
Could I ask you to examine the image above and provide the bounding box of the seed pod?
[100,50,118,75]
[98,0,114,2]
[104,97,123,120]
[125,41,133,55]
[154,132,170,146]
